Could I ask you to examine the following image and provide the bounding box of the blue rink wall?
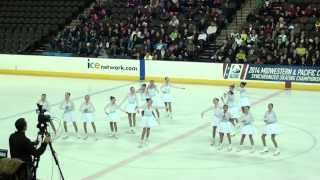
[0,54,320,91]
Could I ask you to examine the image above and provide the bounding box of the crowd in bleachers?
[213,0,320,66]
[49,0,243,61]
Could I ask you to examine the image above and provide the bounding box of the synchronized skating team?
[201,83,280,156]
[36,78,280,155]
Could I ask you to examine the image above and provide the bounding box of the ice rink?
[0,74,319,180]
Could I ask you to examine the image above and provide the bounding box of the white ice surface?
[0,75,319,180]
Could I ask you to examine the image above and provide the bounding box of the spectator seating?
[47,0,244,61]
[214,0,320,66]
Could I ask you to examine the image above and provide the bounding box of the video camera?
[36,104,51,134]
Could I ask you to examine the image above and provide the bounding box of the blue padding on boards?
[139,58,145,81]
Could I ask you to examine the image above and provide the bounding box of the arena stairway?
[198,0,256,62]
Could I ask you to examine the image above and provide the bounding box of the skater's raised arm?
[201,107,213,118]
[221,95,227,105]
[116,104,127,113]
[119,94,129,106]
[171,84,185,90]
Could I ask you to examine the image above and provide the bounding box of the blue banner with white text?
[245,65,320,83]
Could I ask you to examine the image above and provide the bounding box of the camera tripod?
[33,128,65,180]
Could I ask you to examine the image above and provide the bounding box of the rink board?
[0,54,320,91]
[0,54,140,81]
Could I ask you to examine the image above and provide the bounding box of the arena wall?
[0,54,140,81]
[0,54,319,91]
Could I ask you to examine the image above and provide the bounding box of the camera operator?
[9,118,51,180]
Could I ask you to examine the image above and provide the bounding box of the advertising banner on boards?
[245,65,320,83]
[223,64,320,83]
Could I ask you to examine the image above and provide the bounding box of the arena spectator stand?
[213,0,320,66]
[47,0,245,61]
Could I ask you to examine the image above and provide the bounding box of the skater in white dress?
[222,85,240,123]
[80,95,97,139]
[222,84,241,136]
[137,83,148,105]
[120,87,139,134]
[138,98,159,148]
[147,80,161,119]
[237,82,250,107]
[60,92,79,139]
[105,96,126,138]
[237,106,255,152]
[201,97,222,146]
[261,103,280,156]
[160,77,185,119]
[36,94,56,134]
[218,104,233,151]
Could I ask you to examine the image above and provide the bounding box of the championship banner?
[245,65,320,83]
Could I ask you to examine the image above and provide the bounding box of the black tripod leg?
[49,142,65,180]
[32,157,40,180]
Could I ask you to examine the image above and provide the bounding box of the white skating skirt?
[229,106,241,119]
[107,112,120,122]
[240,124,255,135]
[163,93,173,103]
[140,115,158,128]
[212,116,220,127]
[240,97,250,107]
[82,113,94,122]
[264,123,280,135]
[126,103,137,113]
[218,121,233,133]
[63,111,75,122]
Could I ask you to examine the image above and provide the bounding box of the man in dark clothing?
[9,118,50,180]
